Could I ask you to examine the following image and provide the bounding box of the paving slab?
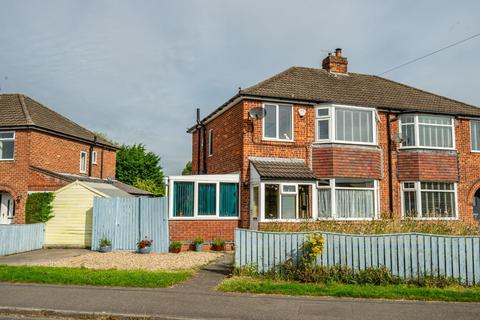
[0,249,90,266]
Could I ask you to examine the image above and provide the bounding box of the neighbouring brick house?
[177,49,480,241]
[0,93,149,224]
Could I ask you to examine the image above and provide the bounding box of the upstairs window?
[263,103,293,141]
[470,120,480,151]
[0,131,15,160]
[79,151,87,173]
[92,151,97,164]
[208,129,213,156]
[315,105,376,145]
[400,114,454,149]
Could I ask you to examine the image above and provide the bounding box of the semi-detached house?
[173,49,480,242]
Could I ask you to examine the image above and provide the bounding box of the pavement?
[0,249,89,266]
[0,253,479,320]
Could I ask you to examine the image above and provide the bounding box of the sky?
[1,0,479,175]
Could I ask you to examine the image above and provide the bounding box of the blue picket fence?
[235,229,480,285]
[0,223,44,256]
[91,197,169,253]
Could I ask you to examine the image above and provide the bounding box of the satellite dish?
[248,107,266,120]
[393,133,404,144]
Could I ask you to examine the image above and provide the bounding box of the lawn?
[218,276,480,302]
[0,265,192,288]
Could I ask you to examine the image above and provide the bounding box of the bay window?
[317,178,377,219]
[264,183,312,220]
[315,105,376,145]
[400,114,454,149]
[263,103,293,141]
[402,182,457,219]
[0,131,15,160]
[470,120,480,151]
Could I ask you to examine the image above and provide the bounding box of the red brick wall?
[397,151,458,182]
[312,145,382,179]
[169,220,239,242]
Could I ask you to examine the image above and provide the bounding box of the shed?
[45,180,133,248]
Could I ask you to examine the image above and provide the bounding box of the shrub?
[25,192,55,223]
[99,238,111,247]
[192,237,204,245]
[212,239,225,250]
[170,241,182,251]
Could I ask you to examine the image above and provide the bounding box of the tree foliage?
[116,144,165,196]
[25,192,55,223]
[182,161,192,175]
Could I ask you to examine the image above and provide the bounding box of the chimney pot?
[335,48,342,57]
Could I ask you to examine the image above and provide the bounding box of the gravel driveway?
[35,251,223,271]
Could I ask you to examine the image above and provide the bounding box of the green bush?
[25,192,55,223]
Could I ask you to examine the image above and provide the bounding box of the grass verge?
[0,265,192,288]
[218,276,480,302]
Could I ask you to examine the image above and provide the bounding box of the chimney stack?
[322,48,348,73]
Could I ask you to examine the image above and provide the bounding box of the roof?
[30,166,154,197]
[0,94,118,149]
[250,158,317,180]
[82,182,133,198]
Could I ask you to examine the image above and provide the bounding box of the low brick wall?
[169,219,240,242]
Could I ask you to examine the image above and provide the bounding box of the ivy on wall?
[25,192,55,223]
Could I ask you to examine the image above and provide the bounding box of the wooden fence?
[235,229,480,285]
[0,223,44,256]
[91,197,169,253]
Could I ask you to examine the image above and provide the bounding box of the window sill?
[398,146,456,151]
[0,159,15,161]
[262,138,295,143]
[313,141,378,148]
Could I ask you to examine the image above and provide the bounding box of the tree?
[116,144,165,196]
[182,161,192,175]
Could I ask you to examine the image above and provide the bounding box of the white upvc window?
[317,178,378,220]
[0,131,15,160]
[79,151,87,173]
[399,114,455,150]
[92,151,97,164]
[315,104,377,145]
[263,103,293,141]
[470,120,480,152]
[401,181,457,219]
[208,129,213,156]
[263,182,314,221]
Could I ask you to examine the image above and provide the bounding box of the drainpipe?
[386,112,394,217]
[88,135,97,177]
[202,126,207,174]
[100,149,104,179]
[196,108,202,175]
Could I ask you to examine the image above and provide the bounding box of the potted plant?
[170,241,182,253]
[192,237,204,252]
[212,238,225,251]
[98,237,112,253]
[137,236,153,254]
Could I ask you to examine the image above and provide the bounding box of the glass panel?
[336,108,345,141]
[317,108,329,117]
[421,182,454,190]
[265,184,279,219]
[252,186,259,219]
[282,185,296,193]
[278,104,292,140]
[173,182,194,217]
[403,191,417,218]
[336,189,375,218]
[198,183,216,216]
[344,109,353,141]
[471,121,480,151]
[318,189,331,218]
[335,178,374,188]
[402,124,415,146]
[0,132,14,139]
[352,110,361,142]
[281,194,296,219]
[400,114,415,124]
[298,185,311,219]
[0,141,14,159]
[335,108,373,143]
[403,182,415,189]
[264,104,277,138]
[419,125,452,148]
[418,115,451,125]
[219,183,238,217]
[317,119,329,140]
[420,190,455,218]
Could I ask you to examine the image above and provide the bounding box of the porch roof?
[250,158,317,181]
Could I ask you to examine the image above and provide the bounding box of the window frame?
[92,151,97,165]
[208,129,213,156]
[470,120,480,152]
[314,104,377,146]
[316,178,379,221]
[0,131,15,161]
[399,114,456,150]
[262,103,294,142]
[400,181,458,220]
[79,151,88,173]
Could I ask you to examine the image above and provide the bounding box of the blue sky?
[1,0,479,174]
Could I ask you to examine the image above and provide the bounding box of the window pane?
[317,179,330,186]
[220,183,238,217]
[421,182,454,190]
[335,178,374,188]
[278,105,292,140]
[418,115,451,125]
[317,108,329,117]
[318,189,331,218]
[264,104,277,138]
[403,191,417,218]
[472,120,480,151]
[298,185,311,219]
[336,108,345,140]
[400,115,415,124]
[344,109,353,141]
[419,125,452,148]
[282,185,296,193]
[421,190,455,218]
[0,141,14,159]
[252,186,259,218]
[402,124,415,146]
[336,189,375,218]
[317,119,329,140]
[335,108,373,143]
[281,194,296,219]
[0,132,14,139]
[198,183,216,215]
[173,182,194,217]
[265,184,279,219]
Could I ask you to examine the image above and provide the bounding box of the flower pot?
[171,247,181,253]
[138,246,151,254]
[212,245,223,251]
[195,243,203,252]
[99,245,112,253]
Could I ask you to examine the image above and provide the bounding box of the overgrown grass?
[260,218,480,235]
[219,276,480,302]
[0,265,192,288]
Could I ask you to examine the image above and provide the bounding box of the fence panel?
[0,223,44,256]
[234,229,480,285]
[91,197,169,253]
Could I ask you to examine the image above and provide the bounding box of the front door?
[0,193,15,224]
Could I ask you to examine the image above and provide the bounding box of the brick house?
[178,49,480,240]
[0,93,149,224]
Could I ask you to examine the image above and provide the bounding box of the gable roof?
[250,158,317,180]
[0,94,117,149]
[55,180,133,198]
[192,66,480,130]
